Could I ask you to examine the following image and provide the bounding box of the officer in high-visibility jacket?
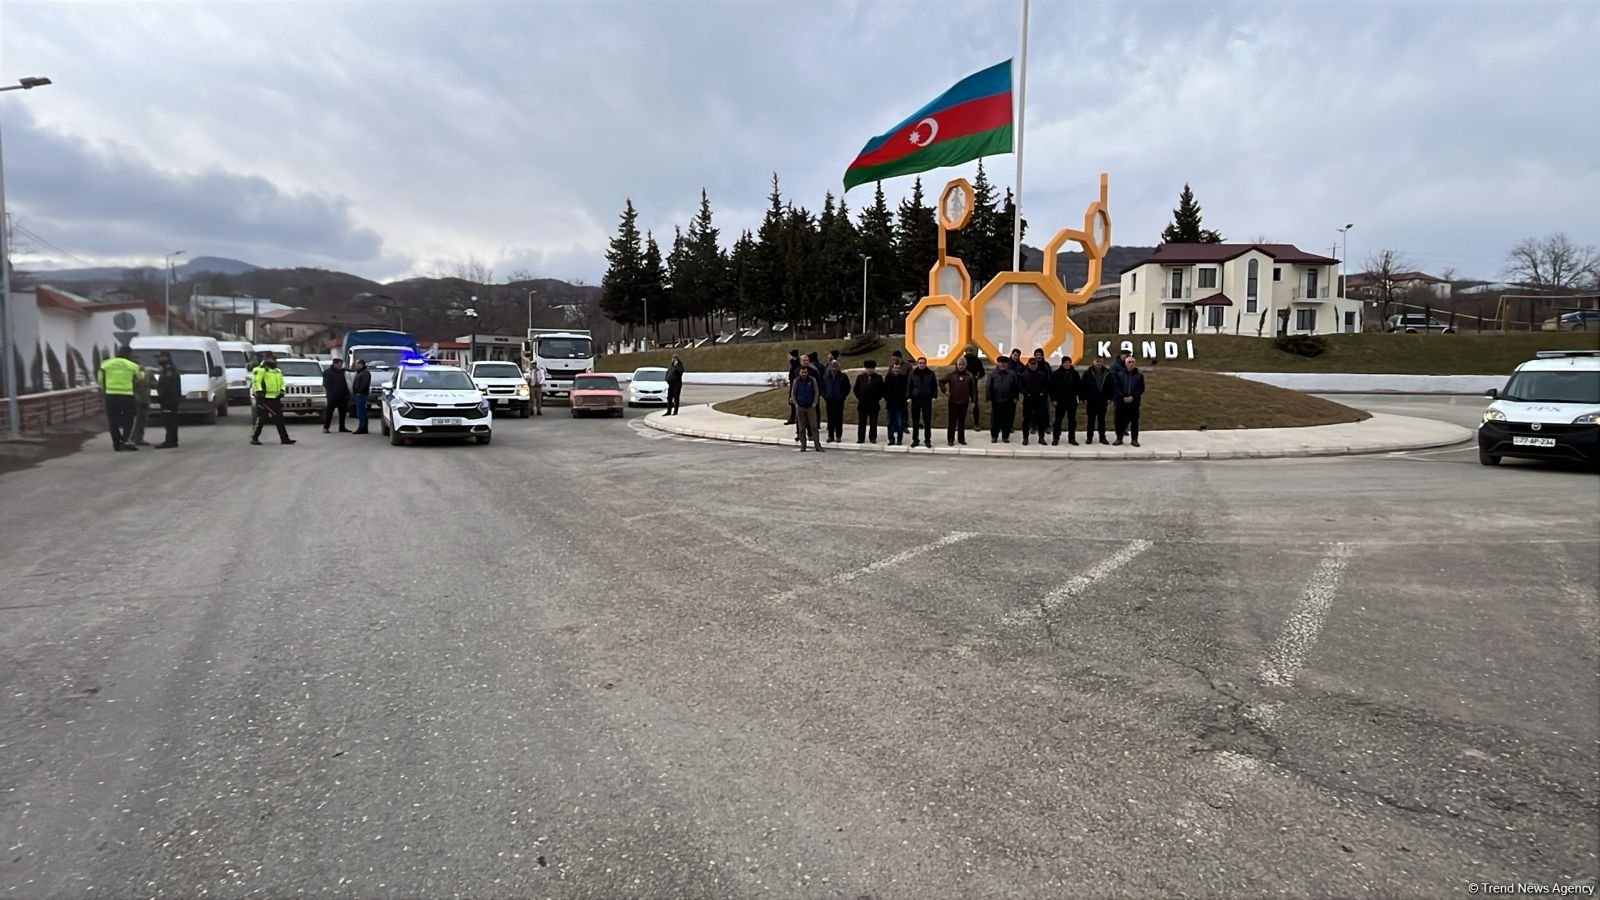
[249,352,296,446]
[97,347,146,452]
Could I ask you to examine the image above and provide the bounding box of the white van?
[252,343,294,358]
[128,336,230,423]
[217,340,255,404]
[1479,350,1600,467]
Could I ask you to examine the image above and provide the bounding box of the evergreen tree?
[751,173,788,326]
[893,178,937,301]
[856,182,899,323]
[638,230,667,340]
[780,203,818,328]
[819,192,862,330]
[728,229,757,329]
[599,199,646,326]
[1161,183,1223,244]
[998,187,1025,271]
[680,188,729,336]
[662,226,688,341]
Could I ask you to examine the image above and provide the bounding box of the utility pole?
[859,253,872,336]
[164,250,185,334]
[1,76,54,439]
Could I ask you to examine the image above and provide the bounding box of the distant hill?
[26,255,259,285]
[1020,244,1155,286]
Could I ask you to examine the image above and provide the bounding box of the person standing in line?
[962,343,985,429]
[789,362,823,452]
[322,357,351,433]
[97,347,145,452]
[152,351,182,448]
[820,360,851,443]
[1032,347,1052,373]
[940,356,977,447]
[907,356,937,449]
[853,359,884,444]
[1114,355,1146,447]
[1080,355,1114,445]
[828,349,841,370]
[1008,348,1024,373]
[350,358,372,434]
[665,354,685,415]
[986,355,1021,443]
[882,359,908,446]
[784,349,801,425]
[250,352,296,446]
[128,362,155,447]
[1049,355,1082,446]
[1018,356,1051,446]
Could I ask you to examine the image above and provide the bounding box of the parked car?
[570,374,625,418]
[272,358,329,417]
[469,360,532,418]
[628,367,669,407]
[1541,309,1600,331]
[1386,314,1455,334]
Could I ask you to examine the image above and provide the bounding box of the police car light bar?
[1534,350,1600,359]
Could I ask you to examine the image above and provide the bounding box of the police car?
[380,364,493,446]
[1479,350,1600,467]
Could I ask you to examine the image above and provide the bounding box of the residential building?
[1118,243,1363,337]
[3,286,194,394]
[1345,271,1452,300]
[250,308,390,356]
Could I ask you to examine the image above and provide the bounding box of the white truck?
[524,329,594,400]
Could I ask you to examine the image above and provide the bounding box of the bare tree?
[1505,233,1600,290]
[1362,249,1414,325]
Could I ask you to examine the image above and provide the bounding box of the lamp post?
[526,288,537,335]
[465,302,478,368]
[1337,223,1354,296]
[0,75,53,440]
[859,253,872,336]
[642,296,649,351]
[164,250,185,334]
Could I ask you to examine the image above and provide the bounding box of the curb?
[640,407,1473,461]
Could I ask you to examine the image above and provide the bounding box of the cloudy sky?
[3,0,1596,284]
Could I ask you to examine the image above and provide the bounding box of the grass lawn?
[712,369,1371,432]
[602,331,1600,376]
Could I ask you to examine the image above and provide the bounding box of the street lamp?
[859,253,872,336]
[1337,223,1354,297]
[0,75,54,440]
[164,250,185,334]
[465,302,479,367]
[526,288,538,335]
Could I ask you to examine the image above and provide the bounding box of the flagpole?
[1008,0,1030,357]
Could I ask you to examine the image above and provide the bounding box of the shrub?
[842,332,883,356]
[1273,334,1329,357]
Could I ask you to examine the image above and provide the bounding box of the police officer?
[250,352,296,446]
[153,351,183,448]
[97,347,145,452]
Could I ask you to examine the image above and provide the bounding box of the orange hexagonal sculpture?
[927,257,972,305]
[905,294,971,366]
[970,272,1079,362]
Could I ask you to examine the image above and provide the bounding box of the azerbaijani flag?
[843,59,1014,192]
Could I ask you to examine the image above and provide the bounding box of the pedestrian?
[962,343,985,428]
[882,359,909,446]
[1080,355,1115,445]
[1009,347,1024,373]
[128,362,155,447]
[665,354,685,415]
[526,355,545,416]
[1049,355,1082,445]
[853,359,884,444]
[322,357,351,433]
[890,350,910,374]
[97,346,144,452]
[784,349,801,425]
[986,355,1021,443]
[828,349,841,370]
[1031,347,1052,374]
[250,352,295,446]
[907,356,938,449]
[789,362,823,452]
[350,358,372,434]
[1019,356,1051,446]
[1114,355,1146,447]
[820,360,851,443]
[152,351,182,448]
[940,356,978,447]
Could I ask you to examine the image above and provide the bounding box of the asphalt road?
[2,389,1596,899]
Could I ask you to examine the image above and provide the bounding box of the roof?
[34,286,94,315]
[1192,293,1233,307]
[1347,271,1446,288]
[1121,242,1338,274]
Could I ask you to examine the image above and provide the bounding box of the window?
[1197,267,1218,289]
[283,327,296,338]
[1164,308,1182,330]
[1296,308,1318,332]
[1169,268,1183,298]
[1246,296,1258,314]
[1272,267,1282,282]
[1206,305,1226,327]
[1131,272,1137,292]
[1128,312,1137,333]
[1306,268,1320,298]
[1247,260,1259,298]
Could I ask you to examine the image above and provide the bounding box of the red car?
[569,373,625,418]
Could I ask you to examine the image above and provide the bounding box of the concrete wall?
[5,289,178,394]
[1228,372,1502,395]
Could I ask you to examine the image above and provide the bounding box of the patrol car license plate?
[432,417,464,426]
[1513,436,1556,448]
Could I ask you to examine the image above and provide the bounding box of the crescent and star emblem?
[908,117,940,147]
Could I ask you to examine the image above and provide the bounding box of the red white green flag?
[843,60,1014,191]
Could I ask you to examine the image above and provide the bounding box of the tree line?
[599,162,1023,342]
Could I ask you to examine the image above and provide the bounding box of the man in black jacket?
[350,359,372,434]
[1049,356,1082,445]
[1114,356,1147,447]
[820,361,852,443]
[1018,356,1051,445]
[665,355,685,415]
[906,356,938,449]
[785,349,801,424]
[152,351,183,449]
[853,360,884,444]
[986,356,1021,443]
[1080,356,1114,445]
[962,344,985,428]
[322,357,352,433]
[881,360,908,446]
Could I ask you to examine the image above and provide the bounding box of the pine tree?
[679,188,729,338]
[953,160,1006,290]
[781,204,818,328]
[894,178,937,301]
[638,230,667,341]
[751,173,788,327]
[857,182,899,323]
[663,226,688,342]
[1161,183,1223,244]
[998,187,1025,270]
[600,199,646,327]
[820,192,862,331]
[728,229,757,330]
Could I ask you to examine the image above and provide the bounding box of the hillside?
[1020,244,1154,285]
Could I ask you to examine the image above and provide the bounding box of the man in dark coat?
[962,344,985,428]
[789,364,823,452]
[322,357,351,433]
[350,359,373,434]
[153,351,183,448]
[881,360,909,446]
[853,360,884,444]
[1049,356,1082,446]
[940,356,978,447]
[1080,356,1115,445]
[986,356,1021,443]
[820,361,852,443]
[784,350,802,424]
[1114,356,1147,447]
[1018,356,1051,446]
[665,355,685,415]
[906,356,938,449]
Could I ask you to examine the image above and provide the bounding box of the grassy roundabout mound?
[712,369,1370,432]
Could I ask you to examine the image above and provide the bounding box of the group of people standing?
[96,347,182,452]
[784,345,1147,452]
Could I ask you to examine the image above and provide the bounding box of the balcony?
[1160,288,1193,302]
[1292,287,1331,301]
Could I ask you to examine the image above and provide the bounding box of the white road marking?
[1256,543,1352,687]
[770,531,979,603]
[1000,539,1154,626]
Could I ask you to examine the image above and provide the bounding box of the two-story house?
[1117,243,1363,337]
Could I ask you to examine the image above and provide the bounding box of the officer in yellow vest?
[250,352,295,445]
[97,347,146,452]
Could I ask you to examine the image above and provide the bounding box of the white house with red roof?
[4,285,194,394]
[1117,243,1364,338]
